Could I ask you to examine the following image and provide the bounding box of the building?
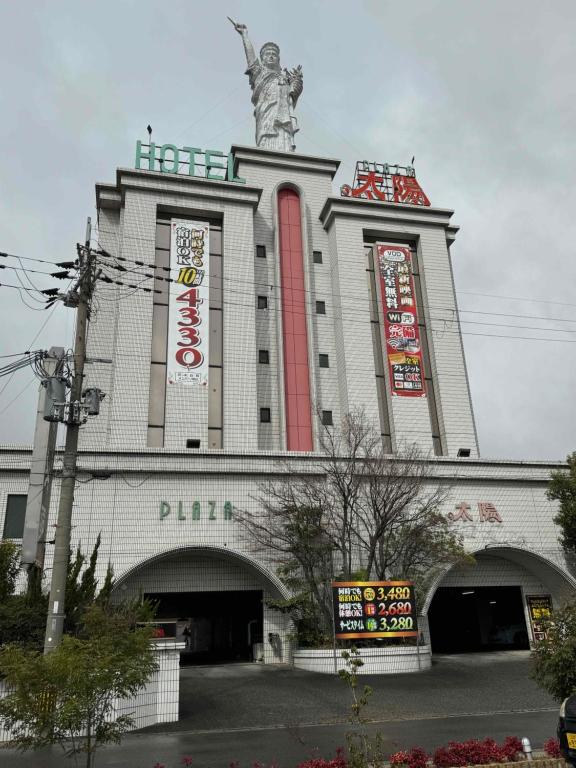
[1,142,574,665]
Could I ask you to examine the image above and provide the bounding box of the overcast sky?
[0,0,574,462]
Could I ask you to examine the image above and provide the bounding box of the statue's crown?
[260,42,280,57]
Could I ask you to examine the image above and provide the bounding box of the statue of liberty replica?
[229,18,303,152]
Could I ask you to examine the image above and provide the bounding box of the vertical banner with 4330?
[167,220,210,386]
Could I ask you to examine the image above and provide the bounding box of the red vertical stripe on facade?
[278,188,313,451]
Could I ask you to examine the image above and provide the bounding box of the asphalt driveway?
[0,652,559,768]
[147,650,556,732]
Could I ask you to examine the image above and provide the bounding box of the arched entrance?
[113,546,289,665]
[425,546,576,654]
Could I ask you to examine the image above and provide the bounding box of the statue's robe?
[246,61,301,152]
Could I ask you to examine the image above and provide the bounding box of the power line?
[92,255,576,340]
[0,262,71,279]
[460,290,576,309]
[0,376,36,415]
[0,351,40,359]
[93,239,576,327]
[16,254,44,293]
[0,250,74,269]
[0,357,38,378]
[98,259,576,336]
[4,244,576,343]
[0,306,60,396]
[0,281,48,295]
[171,84,242,144]
[12,270,50,309]
[91,275,576,344]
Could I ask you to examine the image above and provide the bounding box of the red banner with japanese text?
[377,244,426,397]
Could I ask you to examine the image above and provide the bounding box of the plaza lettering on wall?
[340,161,430,206]
[167,220,209,386]
[135,142,246,183]
[159,500,233,521]
[332,581,418,639]
[377,245,426,398]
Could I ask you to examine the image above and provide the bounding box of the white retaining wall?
[0,641,182,743]
[293,644,432,674]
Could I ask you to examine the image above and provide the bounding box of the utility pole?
[21,347,65,578]
[44,219,96,653]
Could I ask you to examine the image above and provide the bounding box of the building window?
[258,350,270,364]
[257,295,268,309]
[319,353,329,368]
[313,251,323,264]
[256,245,266,259]
[316,300,326,315]
[260,407,271,423]
[186,439,201,449]
[321,410,333,426]
[3,495,26,539]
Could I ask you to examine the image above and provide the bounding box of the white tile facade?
[0,146,574,700]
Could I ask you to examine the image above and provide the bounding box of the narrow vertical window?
[260,407,271,423]
[3,495,26,539]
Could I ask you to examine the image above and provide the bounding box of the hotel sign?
[135,141,246,183]
[341,161,430,206]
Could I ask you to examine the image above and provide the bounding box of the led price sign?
[332,580,418,639]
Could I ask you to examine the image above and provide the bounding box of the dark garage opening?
[428,586,530,653]
[145,590,263,665]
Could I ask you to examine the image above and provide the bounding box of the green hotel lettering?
[136,141,245,184]
[159,500,233,521]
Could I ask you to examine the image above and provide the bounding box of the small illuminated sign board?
[332,580,418,639]
[526,595,552,642]
[341,161,430,206]
[135,141,245,184]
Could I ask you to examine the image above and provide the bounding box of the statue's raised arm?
[228,17,257,69]
[229,17,303,153]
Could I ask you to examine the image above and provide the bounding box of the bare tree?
[242,480,335,635]
[236,410,468,642]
